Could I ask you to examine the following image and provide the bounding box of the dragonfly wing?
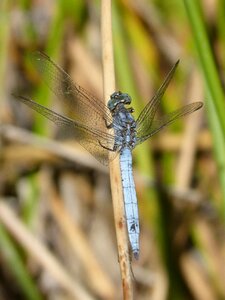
[32,52,113,131]
[136,61,179,137]
[15,95,117,165]
[136,102,203,144]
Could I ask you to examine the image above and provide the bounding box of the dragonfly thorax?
[108,92,137,150]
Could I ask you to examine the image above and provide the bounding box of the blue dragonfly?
[15,52,203,259]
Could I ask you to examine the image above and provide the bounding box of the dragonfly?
[15,52,203,259]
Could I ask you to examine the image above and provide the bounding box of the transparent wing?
[14,95,117,165]
[32,51,113,129]
[136,60,179,137]
[136,101,203,144]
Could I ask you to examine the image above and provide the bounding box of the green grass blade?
[0,224,42,300]
[183,0,225,213]
[183,0,225,133]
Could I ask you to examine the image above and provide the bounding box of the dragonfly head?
[107,91,132,111]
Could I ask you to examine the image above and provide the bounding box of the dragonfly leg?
[98,140,115,152]
[103,117,113,129]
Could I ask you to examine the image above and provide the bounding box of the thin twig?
[101,0,133,298]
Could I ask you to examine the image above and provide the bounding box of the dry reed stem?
[0,200,94,300]
[68,38,103,97]
[0,124,107,172]
[175,68,204,189]
[48,185,116,299]
[180,253,216,300]
[101,0,133,298]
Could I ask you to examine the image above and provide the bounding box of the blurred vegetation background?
[0,0,225,299]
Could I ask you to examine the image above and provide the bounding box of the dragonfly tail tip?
[133,251,139,260]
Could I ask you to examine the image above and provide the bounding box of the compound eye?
[115,91,122,98]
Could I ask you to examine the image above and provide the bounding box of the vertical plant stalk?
[183,0,225,133]
[101,0,133,298]
[0,0,10,112]
[183,0,225,213]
